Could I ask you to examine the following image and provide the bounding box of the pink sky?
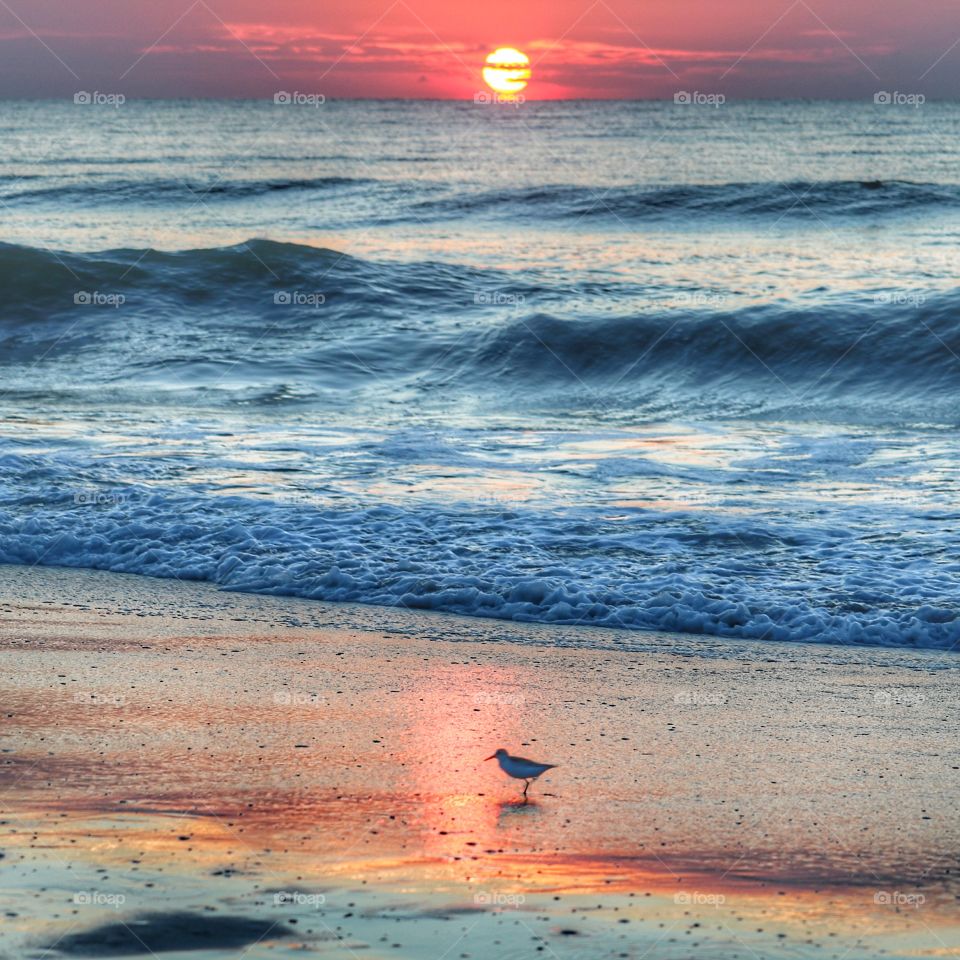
[1,0,958,98]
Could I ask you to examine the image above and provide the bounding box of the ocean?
[1,99,958,650]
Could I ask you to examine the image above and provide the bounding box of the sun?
[482,47,530,95]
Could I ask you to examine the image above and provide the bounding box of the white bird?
[484,748,557,800]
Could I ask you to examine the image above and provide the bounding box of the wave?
[0,239,958,424]
[6,176,958,222]
[0,238,492,313]
[1,175,377,205]
[469,303,960,419]
[413,179,960,222]
[0,480,956,651]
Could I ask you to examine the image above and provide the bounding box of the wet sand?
[1,564,958,959]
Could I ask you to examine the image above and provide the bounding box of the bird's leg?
[522,779,530,799]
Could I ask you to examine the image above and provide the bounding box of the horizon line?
[2,94,956,103]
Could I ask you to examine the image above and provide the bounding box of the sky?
[0,0,958,99]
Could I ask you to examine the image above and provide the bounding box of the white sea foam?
[1,445,957,650]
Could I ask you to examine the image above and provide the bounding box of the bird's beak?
[483,754,495,761]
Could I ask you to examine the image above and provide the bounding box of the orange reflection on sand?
[397,659,534,865]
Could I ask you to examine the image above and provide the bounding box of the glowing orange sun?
[483,47,531,95]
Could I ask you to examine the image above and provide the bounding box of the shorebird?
[484,748,557,800]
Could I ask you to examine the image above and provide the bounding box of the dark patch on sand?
[38,911,292,956]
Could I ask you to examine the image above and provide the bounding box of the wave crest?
[0,240,957,424]
[413,179,960,222]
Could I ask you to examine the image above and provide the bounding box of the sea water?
[1,99,959,648]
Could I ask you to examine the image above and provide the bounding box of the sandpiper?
[484,748,557,800]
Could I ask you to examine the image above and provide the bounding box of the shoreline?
[2,563,958,959]
[3,561,957,665]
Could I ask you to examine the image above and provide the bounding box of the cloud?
[139,22,892,85]
[0,5,927,99]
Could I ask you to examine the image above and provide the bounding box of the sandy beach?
[1,563,957,959]
[3,22,960,960]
